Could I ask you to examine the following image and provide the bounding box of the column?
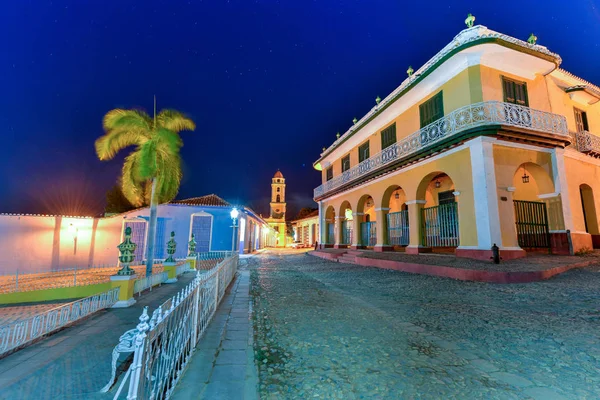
[333,216,346,248]
[374,207,393,252]
[318,201,325,248]
[405,200,429,254]
[110,275,136,308]
[351,212,364,249]
[550,148,591,253]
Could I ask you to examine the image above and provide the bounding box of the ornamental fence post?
[127,306,150,400]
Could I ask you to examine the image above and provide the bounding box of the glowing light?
[230,207,239,220]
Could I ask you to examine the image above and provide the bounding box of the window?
[276,195,281,202]
[502,77,528,106]
[341,155,350,172]
[574,108,589,132]
[277,187,280,192]
[419,92,444,128]
[381,123,397,150]
[438,190,455,205]
[358,141,370,162]
[326,167,333,181]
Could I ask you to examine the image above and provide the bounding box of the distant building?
[312,18,600,259]
[290,210,319,246]
[0,194,276,273]
[264,170,288,247]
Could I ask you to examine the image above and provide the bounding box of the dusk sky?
[2,0,599,218]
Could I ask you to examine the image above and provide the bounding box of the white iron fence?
[176,262,191,277]
[103,254,239,399]
[314,101,569,198]
[133,272,168,297]
[0,288,120,357]
[0,263,165,295]
[196,251,236,271]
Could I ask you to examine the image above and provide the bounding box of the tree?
[105,184,136,214]
[296,207,318,220]
[95,101,195,276]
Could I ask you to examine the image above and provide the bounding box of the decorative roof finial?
[528,33,538,45]
[375,96,381,105]
[352,117,358,125]
[465,13,475,28]
[336,132,340,139]
[322,147,326,151]
[407,66,414,78]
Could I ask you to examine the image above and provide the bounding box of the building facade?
[265,170,288,247]
[0,194,277,273]
[291,210,319,246]
[313,19,600,260]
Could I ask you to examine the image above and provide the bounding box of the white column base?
[112,298,136,308]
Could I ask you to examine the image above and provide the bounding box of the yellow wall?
[480,65,552,112]
[321,66,483,185]
[564,155,600,234]
[321,148,477,246]
[0,282,111,305]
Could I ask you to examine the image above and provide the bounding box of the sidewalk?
[173,264,258,400]
[0,272,197,400]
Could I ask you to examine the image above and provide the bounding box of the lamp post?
[230,207,239,253]
[68,223,78,255]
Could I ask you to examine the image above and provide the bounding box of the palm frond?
[103,109,152,132]
[121,154,145,206]
[156,128,183,153]
[95,129,145,161]
[157,110,196,133]
[138,140,158,180]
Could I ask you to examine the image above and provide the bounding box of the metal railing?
[176,262,191,276]
[388,210,410,246]
[575,130,600,155]
[0,263,164,295]
[314,101,568,198]
[133,272,168,297]
[196,251,236,271]
[422,203,459,247]
[104,253,239,399]
[0,287,120,357]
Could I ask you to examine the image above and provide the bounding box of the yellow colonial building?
[291,210,319,247]
[313,17,600,260]
[265,170,289,247]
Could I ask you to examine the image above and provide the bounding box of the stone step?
[346,250,363,256]
[338,255,357,264]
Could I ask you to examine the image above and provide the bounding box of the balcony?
[574,130,600,157]
[314,101,568,199]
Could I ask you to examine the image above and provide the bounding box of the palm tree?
[95,99,195,276]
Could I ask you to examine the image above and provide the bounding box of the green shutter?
[419,92,444,128]
[381,123,397,149]
[359,142,370,162]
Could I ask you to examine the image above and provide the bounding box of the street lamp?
[230,207,239,252]
[68,223,78,255]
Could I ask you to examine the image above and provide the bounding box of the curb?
[308,251,596,283]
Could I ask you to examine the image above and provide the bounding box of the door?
[387,210,409,246]
[513,200,550,249]
[360,222,377,247]
[191,215,212,252]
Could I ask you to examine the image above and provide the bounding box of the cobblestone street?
[250,250,600,399]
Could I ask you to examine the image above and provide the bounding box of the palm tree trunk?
[145,177,158,277]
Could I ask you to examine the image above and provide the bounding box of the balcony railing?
[574,130,600,156]
[314,101,568,199]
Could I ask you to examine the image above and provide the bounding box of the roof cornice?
[313,25,561,169]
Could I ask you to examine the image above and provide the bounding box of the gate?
[387,210,409,246]
[513,200,551,249]
[326,223,335,244]
[421,203,459,247]
[341,220,353,245]
[360,222,377,247]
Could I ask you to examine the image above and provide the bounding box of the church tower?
[265,170,287,247]
[270,170,286,219]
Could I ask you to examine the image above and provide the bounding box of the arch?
[381,185,408,212]
[190,211,214,253]
[276,194,281,202]
[324,205,336,245]
[415,172,456,206]
[415,172,458,248]
[276,187,280,192]
[580,184,599,234]
[512,162,554,201]
[356,194,376,220]
[356,194,376,247]
[338,200,353,220]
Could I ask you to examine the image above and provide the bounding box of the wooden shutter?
[381,123,397,149]
[359,142,370,162]
[503,77,528,106]
[326,167,333,181]
[341,155,350,172]
[419,92,444,128]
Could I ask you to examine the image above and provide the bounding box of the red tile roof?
[170,194,231,207]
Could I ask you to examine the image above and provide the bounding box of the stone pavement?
[0,271,197,400]
[173,264,259,400]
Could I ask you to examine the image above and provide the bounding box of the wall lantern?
[366,199,372,207]
[522,168,530,184]
[435,180,441,189]
[394,192,400,200]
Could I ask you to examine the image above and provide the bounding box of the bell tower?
[266,170,287,247]
[270,170,286,219]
